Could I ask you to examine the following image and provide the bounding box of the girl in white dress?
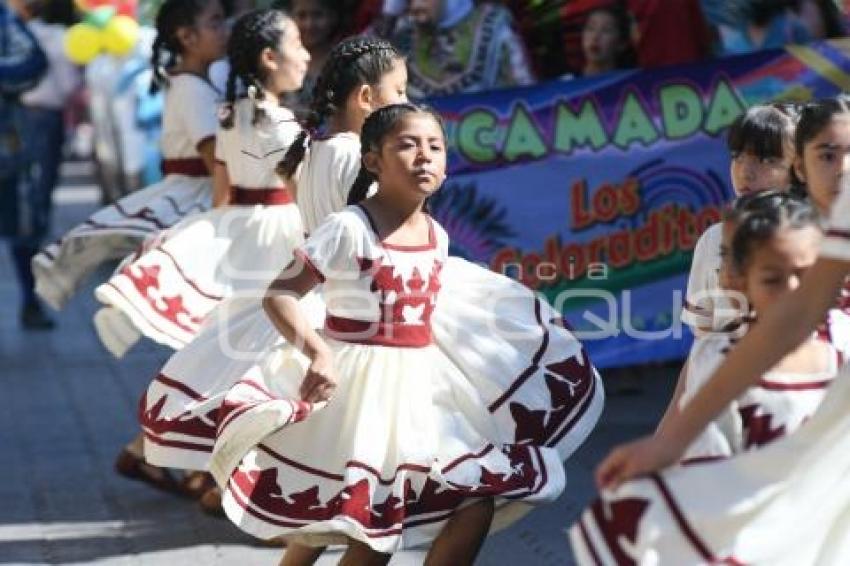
[681,104,798,335]
[141,104,603,563]
[135,35,410,511]
[95,35,408,358]
[655,105,799,437]
[92,9,310,358]
[276,35,408,234]
[31,0,228,312]
[674,194,847,464]
[577,101,850,565]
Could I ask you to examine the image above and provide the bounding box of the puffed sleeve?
[681,225,721,334]
[295,211,365,283]
[333,139,362,207]
[180,77,220,149]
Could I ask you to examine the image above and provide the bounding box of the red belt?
[161,158,209,177]
[231,186,294,206]
[324,315,432,348]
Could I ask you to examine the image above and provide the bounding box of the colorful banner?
[427,39,850,368]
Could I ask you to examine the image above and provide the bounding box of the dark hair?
[745,0,793,27]
[150,0,210,94]
[219,9,290,129]
[346,102,445,206]
[276,36,402,179]
[275,0,344,38]
[583,4,636,70]
[790,97,850,198]
[40,0,76,25]
[727,104,798,160]
[730,191,820,272]
[795,97,850,158]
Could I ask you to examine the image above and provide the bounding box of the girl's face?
[369,113,446,201]
[182,0,229,63]
[265,19,310,93]
[796,116,850,214]
[368,58,409,111]
[291,0,339,50]
[729,145,794,196]
[582,11,624,67]
[743,225,821,317]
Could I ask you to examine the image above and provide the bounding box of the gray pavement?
[0,161,678,565]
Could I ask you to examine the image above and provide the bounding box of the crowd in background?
[273,0,850,102]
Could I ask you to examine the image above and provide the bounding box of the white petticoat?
[32,174,211,310]
[141,258,604,552]
[92,202,303,357]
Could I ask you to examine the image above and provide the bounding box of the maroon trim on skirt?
[489,298,548,412]
[231,186,294,206]
[577,519,604,565]
[161,158,209,177]
[143,431,214,452]
[650,474,717,561]
[153,373,208,401]
[756,378,833,391]
[680,455,727,466]
[324,315,433,348]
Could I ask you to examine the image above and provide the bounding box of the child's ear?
[355,84,374,113]
[260,46,277,74]
[363,151,381,177]
[793,155,807,183]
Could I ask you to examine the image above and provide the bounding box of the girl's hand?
[595,434,682,490]
[300,350,337,403]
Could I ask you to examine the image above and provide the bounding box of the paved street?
[0,161,677,565]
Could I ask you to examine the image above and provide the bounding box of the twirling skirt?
[140,258,604,552]
[93,202,303,357]
[32,173,211,310]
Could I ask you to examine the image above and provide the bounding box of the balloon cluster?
[64,0,140,65]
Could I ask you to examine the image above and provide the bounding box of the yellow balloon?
[103,15,140,57]
[64,23,102,65]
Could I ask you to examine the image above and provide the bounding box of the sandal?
[114,448,187,497]
[198,485,225,517]
[181,471,217,499]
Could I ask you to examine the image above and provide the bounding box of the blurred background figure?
[560,0,711,77]
[717,0,811,55]
[577,3,635,77]
[379,0,535,99]
[276,0,345,115]
[6,0,80,329]
[628,0,713,69]
[791,0,847,40]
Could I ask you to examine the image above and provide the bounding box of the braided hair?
[730,191,820,274]
[150,0,209,94]
[347,102,445,206]
[219,9,291,129]
[276,36,402,179]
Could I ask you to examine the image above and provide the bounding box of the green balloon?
[85,5,117,29]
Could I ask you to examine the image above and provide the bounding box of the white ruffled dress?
[141,206,604,552]
[32,74,220,310]
[569,185,850,565]
[91,99,303,356]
